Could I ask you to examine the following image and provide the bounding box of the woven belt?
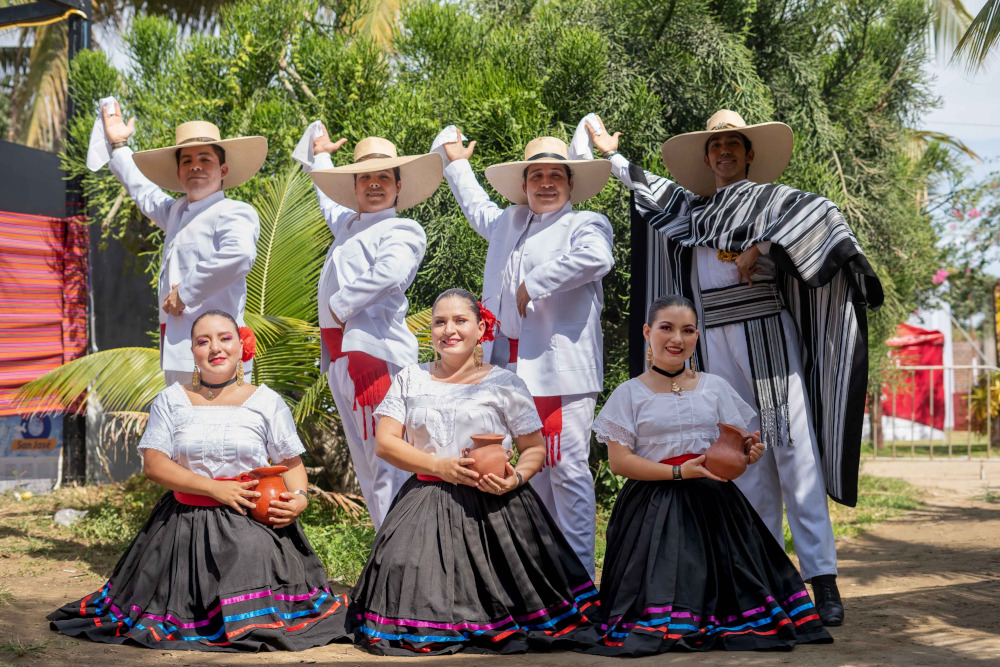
[701,281,783,329]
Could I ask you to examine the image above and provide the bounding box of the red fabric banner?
[0,211,88,415]
[881,322,944,430]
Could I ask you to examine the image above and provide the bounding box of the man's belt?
[701,281,783,329]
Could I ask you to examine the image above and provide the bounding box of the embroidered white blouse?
[137,383,305,479]
[591,373,757,462]
[374,364,543,459]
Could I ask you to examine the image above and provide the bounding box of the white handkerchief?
[568,113,602,161]
[430,125,467,167]
[86,97,119,172]
[292,120,326,172]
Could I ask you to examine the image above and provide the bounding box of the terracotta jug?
[238,465,289,524]
[463,433,513,479]
[703,423,757,481]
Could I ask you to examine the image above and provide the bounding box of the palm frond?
[405,306,433,353]
[291,371,336,426]
[246,166,330,320]
[909,129,981,163]
[931,0,974,57]
[953,0,1000,70]
[15,348,164,415]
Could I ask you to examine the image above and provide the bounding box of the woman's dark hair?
[191,309,239,337]
[433,288,480,321]
[646,295,697,327]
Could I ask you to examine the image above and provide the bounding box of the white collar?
[716,179,750,193]
[183,190,226,213]
[352,206,397,230]
[528,201,573,222]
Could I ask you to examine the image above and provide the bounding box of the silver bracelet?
[292,488,308,500]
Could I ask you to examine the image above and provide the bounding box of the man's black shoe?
[810,576,844,626]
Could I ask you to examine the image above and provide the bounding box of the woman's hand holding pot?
[268,492,308,529]
[477,462,519,495]
[433,457,480,486]
[211,478,259,514]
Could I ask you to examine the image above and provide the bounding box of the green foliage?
[299,504,376,584]
[72,474,166,548]
[56,0,959,489]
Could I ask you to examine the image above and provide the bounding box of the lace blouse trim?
[508,409,543,437]
[592,416,636,448]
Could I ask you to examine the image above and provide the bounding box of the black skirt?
[348,476,600,655]
[584,478,833,655]
[48,492,350,652]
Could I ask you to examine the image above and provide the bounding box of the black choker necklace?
[650,365,685,378]
[200,376,238,399]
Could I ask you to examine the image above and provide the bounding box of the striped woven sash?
[701,281,783,329]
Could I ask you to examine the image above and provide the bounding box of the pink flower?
[948,223,957,230]
[932,269,950,285]
[968,208,981,219]
[950,208,965,220]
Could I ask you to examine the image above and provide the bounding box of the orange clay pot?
[237,465,289,524]
[703,423,758,481]
[462,433,513,479]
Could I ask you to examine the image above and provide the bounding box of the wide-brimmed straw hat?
[661,110,793,197]
[132,121,268,192]
[310,137,443,212]
[484,137,611,205]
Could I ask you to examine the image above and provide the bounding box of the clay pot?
[238,465,289,524]
[462,433,513,479]
[703,423,758,481]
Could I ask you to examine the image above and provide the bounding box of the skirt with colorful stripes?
[583,477,833,655]
[348,476,600,655]
[47,492,350,651]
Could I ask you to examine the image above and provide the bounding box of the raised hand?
[313,123,347,155]
[586,115,620,156]
[102,99,135,144]
[443,128,476,162]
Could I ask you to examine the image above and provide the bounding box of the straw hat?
[484,137,611,205]
[310,137,443,211]
[660,110,793,197]
[131,121,268,192]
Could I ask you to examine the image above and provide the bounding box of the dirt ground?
[1,461,998,666]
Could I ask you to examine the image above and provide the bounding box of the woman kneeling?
[349,289,598,655]
[48,310,349,651]
[584,296,832,655]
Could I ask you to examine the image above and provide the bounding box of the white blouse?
[137,383,306,479]
[592,373,757,463]
[374,364,543,459]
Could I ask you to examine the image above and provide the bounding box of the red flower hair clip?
[238,326,256,362]
[478,302,499,343]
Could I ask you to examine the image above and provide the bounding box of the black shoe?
[810,577,844,626]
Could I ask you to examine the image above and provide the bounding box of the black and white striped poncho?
[625,164,883,507]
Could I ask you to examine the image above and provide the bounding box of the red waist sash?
[417,474,443,482]
[508,338,518,364]
[659,454,698,466]
[320,327,392,439]
[173,477,238,506]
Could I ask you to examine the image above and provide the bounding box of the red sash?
[508,338,519,364]
[321,327,392,438]
[659,454,699,466]
[173,477,238,506]
[416,474,443,482]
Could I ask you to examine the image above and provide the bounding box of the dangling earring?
[690,350,699,374]
[433,346,441,371]
[474,343,484,368]
[646,346,653,367]
[236,362,245,386]
[192,366,201,389]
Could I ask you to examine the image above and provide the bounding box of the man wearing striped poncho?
[575,111,883,627]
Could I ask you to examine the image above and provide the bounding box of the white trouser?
[528,393,598,580]
[707,311,838,581]
[327,358,409,531]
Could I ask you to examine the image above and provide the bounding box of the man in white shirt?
[441,132,614,578]
[99,102,266,386]
[584,111,884,626]
[304,128,442,530]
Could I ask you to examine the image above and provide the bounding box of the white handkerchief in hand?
[292,120,326,173]
[431,125,467,167]
[86,97,119,172]
[568,113,602,161]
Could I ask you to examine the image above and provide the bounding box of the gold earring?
[192,366,201,389]
[433,347,441,371]
[691,352,698,374]
[474,343,484,368]
[236,362,245,386]
[646,346,653,366]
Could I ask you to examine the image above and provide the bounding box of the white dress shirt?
[312,153,426,370]
[108,148,259,372]
[443,159,614,397]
